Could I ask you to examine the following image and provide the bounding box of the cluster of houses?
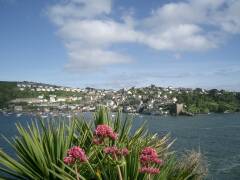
[10,95,82,104]
[17,82,82,92]
[11,82,208,115]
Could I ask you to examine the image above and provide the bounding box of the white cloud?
[48,0,112,25]
[58,19,140,46]
[216,0,240,34]
[47,0,137,71]
[65,47,132,71]
[140,0,240,50]
[140,24,216,51]
[47,0,240,72]
[149,0,240,33]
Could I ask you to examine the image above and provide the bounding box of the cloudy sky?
[0,0,240,90]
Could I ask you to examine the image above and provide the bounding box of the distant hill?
[0,81,18,108]
[17,81,62,88]
[0,81,81,108]
[0,81,17,85]
[0,81,63,88]
[0,81,240,114]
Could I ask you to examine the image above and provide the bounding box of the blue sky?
[0,0,240,90]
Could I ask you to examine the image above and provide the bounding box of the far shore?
[0,108,239,119]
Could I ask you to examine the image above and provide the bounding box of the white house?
[57,97,66,102]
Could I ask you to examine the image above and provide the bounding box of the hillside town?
[1,81,239,117]
[2,82,197,116]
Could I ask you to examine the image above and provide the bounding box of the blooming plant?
[140,147,163,166]
[66,124,129,180]
[104,146,129,157]
[93,124,118,145]
[139,147,163,176]
[64,146,87,165]
[0,106,207,180]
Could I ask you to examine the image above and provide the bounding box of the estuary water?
[0,112,240,179]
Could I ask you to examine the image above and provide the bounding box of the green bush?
[0,107,207,179]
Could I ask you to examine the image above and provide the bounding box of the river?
[0,112,240,179]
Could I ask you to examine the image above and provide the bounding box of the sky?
[0,0,240,90]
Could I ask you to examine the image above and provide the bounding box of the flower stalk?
[75,164,80,180]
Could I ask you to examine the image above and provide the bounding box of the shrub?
[0,106,207,179]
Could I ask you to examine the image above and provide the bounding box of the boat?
[66,114,72,118]
[41,115,48,118]
[16,113,22,117]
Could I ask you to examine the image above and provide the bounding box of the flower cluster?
[139,167,160,174]
[139,147,163,174]
[140,147,163,166]
[63,156,75,165]
[93,124,118,144]
[104,146,129,157]
[93,124,129,163]
[64,146,87,165]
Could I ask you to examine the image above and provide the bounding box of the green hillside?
[0,81,18,108]
[0,81,83,108]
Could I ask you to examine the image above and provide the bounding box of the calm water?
[0,112,240,179]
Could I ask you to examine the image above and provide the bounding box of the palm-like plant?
[0,119,76,179]
[0,106,207,179]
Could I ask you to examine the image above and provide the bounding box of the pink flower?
[139,147,163,174]
[139,167,160,174]
[140,147,163,166]
[104,146,118,155]
[104,146,129,157]
[95,124,113,137]
[153,158,163,164]
[109,132,118,140]
[63,156,75,165]
[120,148,129,156]
[94,124,118,143]
[141,147,158,157]
[67,146,87,162]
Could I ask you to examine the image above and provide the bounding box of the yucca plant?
[0,106,207,179]
[0,119,77,179]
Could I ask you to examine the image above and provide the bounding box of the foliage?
[0,81,85,108]
[0,81,18,108]
[176,89,240,114]
[0,119,75,179]
[0,106,206,179]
